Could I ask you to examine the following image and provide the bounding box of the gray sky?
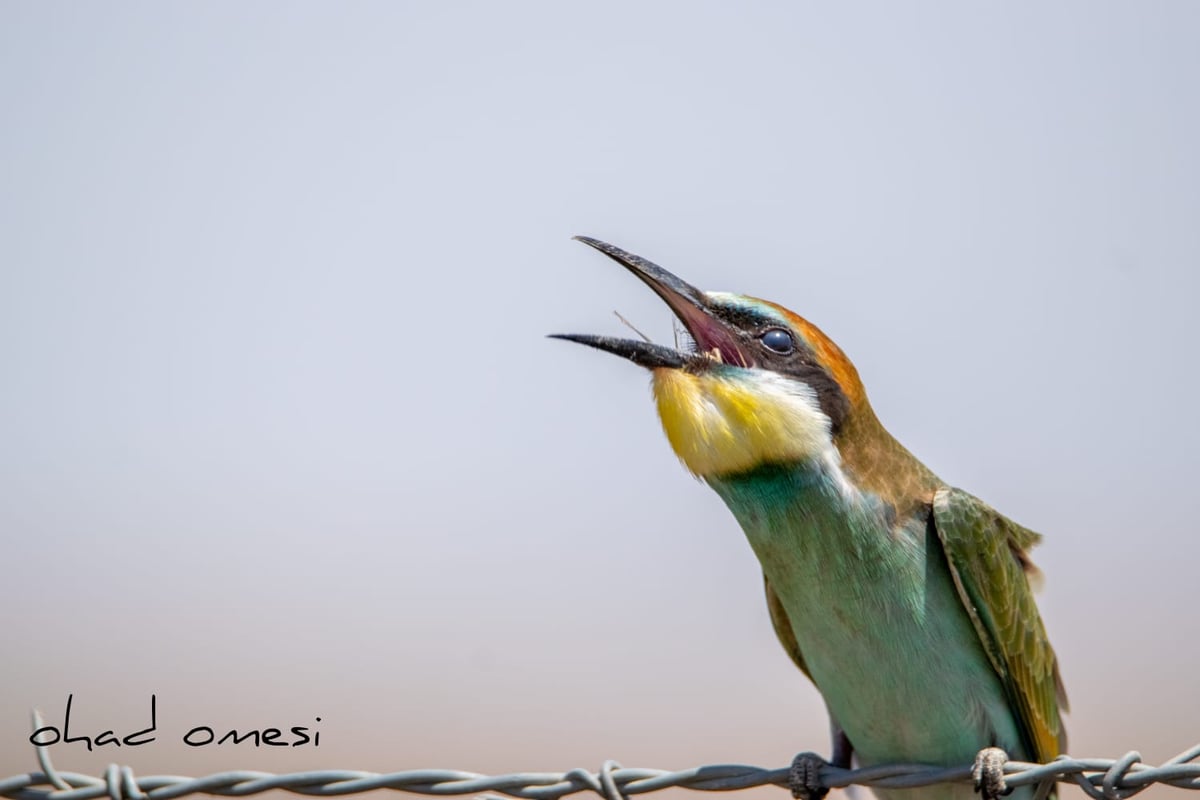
[2,3,1198,798]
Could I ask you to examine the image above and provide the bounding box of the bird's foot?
[972,747,1011,800]
[789,751,830,800]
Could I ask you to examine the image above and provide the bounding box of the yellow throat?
[651,366,837,478]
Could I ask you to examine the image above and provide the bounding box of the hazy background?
[2,3,1198,799]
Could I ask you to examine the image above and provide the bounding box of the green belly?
[711,464,1029,800]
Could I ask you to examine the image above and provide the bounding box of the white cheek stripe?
[745,372,856,498]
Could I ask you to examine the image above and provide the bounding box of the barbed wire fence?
[4,735,1199,800]
[5,712,1198,800]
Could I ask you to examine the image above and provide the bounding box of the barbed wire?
[4,737,1198,800]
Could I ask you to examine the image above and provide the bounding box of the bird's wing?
[763,574,815,682]
[931,486,1068,763]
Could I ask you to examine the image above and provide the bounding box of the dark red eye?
[760,328,795,355]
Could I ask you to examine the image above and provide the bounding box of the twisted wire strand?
[3,739,1199,800]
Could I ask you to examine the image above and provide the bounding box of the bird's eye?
[760,328,795,355]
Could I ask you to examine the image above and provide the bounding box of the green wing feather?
[932,487,1068,763]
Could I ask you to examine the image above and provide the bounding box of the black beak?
[572,236,710,322]
[550,236,731,370]
[547,333,689,369]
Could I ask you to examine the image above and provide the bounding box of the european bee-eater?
[553,237,1067,800]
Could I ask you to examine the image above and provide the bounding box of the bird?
[551,237,1067,800]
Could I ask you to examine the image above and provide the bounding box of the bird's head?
[553,237,872,480]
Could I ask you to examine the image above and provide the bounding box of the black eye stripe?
[712,306,773,329]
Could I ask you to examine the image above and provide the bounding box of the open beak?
[551,236,744,369]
